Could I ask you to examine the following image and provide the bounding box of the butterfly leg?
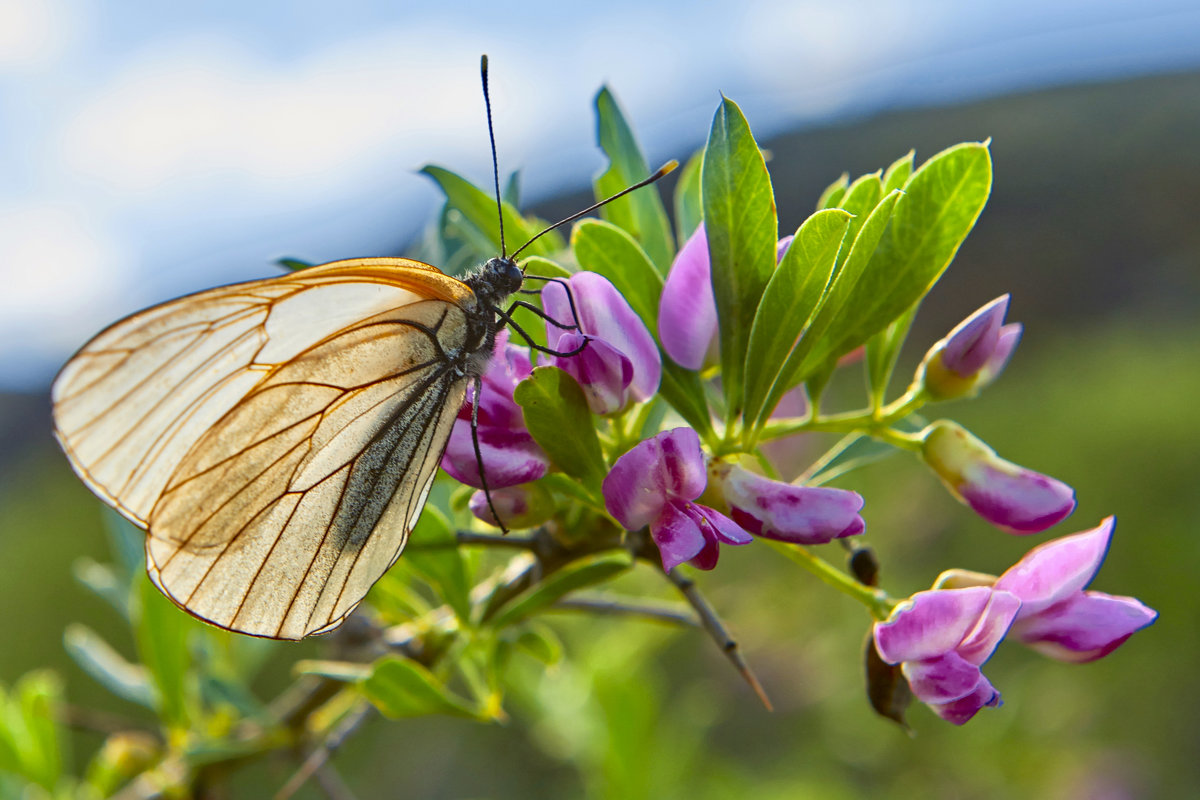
[470,372,511,536]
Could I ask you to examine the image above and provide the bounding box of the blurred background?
[2,0,1198,797]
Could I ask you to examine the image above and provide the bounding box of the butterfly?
[52,56,674,640]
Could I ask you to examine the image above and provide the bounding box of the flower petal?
[553,333,634,415]
[659,223,717,370]
[720,465,865,544]
[692,503,753,545]
[603,427,708,530]
[874,587,993,664]
[441,422,548,489]
[955,589,1021,666]
[995,517,1115,616]
[929,674,1002,725]
[941,295,1009,377]
[1010,591,1158,663]
[651,500,707,571]
[902,651,986,704]
[545,273,661,402]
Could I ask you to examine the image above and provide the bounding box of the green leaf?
[7,672,64,790]
[831,141,993,361]
[514,367,607,489]
[571,219,664,337]
[361,657,480,719]
[779,190,903,388]
[488,550,634,629]
[520,255,573,280]
[673,149,704,243]
[593,87,675,274]
[816,172,849,210]
[512,622,564,666]
[503,170,521,207]
[421,165,562,260]
[701,96,777,423]
[657,363,715,441]
[102,510,144,579]
[837,171,883,251]
[63,624,155,710]
[742,208,852,431]
[405,506,471,622]
[71,558,131,620]
[134,577,193,729]
[882,150,915,195]
[295,659,371,682]
[276,257,314,271]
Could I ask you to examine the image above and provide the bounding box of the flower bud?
[469,483,554,529]
[918,295,1022,400]
[921,420,1076,534]
[715,463,865,545]
[543,272,660,414]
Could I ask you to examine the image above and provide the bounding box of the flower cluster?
[432,129,1156,730]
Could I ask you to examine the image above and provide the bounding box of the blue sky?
[2,0,1198,388]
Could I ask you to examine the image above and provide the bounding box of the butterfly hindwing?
[52,258,478,638]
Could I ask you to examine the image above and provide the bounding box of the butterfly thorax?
[460,256,523,369]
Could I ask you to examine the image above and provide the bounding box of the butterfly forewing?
[52,258,480,639]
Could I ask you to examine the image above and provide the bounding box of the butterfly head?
[469,256,524,310]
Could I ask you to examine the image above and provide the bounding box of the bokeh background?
[2,1,1198,797]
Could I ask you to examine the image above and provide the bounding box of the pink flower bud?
[543,272,661,414]
[716,463,865,544]
[919,295,1022,400]
[921,420,1076,534]
[440,330,549,489]
[468,483,554,529]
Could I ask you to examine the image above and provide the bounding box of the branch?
[275,703,373,800]
[551,595,700,627]
[662,568,774,711]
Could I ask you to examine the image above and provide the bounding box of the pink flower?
[920,295,1022,400]
[440,330,549,489]
[874,586,1021,724]
[658,224,795,370]
[921,420,1076,534]
[994,517,1158,662]
[715,463,865,545]
[602,428,752,571]
[468,483,554,530]
[542,272,661,414]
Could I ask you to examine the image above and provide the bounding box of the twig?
[313,762,359,800]
[551,596,700,627]
[274,703,373,800]
[58,703,156,738]
[662,569,774,711]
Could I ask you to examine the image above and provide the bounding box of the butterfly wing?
[53,258,479,639]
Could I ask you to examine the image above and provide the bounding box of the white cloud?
[0,202,126,373]
[0,0,81,72]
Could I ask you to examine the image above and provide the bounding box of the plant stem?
[763,540,895,620]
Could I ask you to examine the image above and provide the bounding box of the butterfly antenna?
[510,159,679,261]
[481,54,507,258]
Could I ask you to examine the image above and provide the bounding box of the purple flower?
[920,295,1022,400]
[994,517,1158,662]
[921,420,1076,534]
[658,224,795,370]
[542,272,661,415]
[659,224,718,370]
[874,586,1022,725]
[441,330,549,489]
[715,463,865,545]
[602,428,752,571]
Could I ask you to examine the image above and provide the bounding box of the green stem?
[763,540,895,620]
